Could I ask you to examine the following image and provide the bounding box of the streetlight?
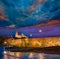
[4,51,7,54]
[30,34,32,37]
[39,29,42,32]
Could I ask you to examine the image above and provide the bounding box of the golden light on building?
[4,31,60,48]
[15,31,27,38]
[4,41,7,44]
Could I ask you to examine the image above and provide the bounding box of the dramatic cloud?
[0,0,60,27]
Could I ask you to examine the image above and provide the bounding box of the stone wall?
[4,37,60,48]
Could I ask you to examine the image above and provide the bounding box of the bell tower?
[15,31,19,38]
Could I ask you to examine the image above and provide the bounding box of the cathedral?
[15,31,27,39]
[15,32,29,43]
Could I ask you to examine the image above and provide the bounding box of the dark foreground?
[1,46,60,59]
[5,46,60,54]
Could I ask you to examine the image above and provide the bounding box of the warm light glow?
[4,51,7,54]
[30,34,32,36]
[4,42,7,44]
[29,53,34,58]
[15,32,27,38]
[5,37,60,48]
[38,53,45,59]
[39,29,42,32]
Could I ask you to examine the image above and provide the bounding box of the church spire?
[15,31,27,38]
[15,31,19,38]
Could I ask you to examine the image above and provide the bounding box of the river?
[0,47,60,59]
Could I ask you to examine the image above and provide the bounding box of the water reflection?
[3,51,60,59]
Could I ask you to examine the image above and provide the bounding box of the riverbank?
[5,46,60,54]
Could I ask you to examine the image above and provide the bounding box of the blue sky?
[0,0,60,27]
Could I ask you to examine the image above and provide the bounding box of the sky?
[0,0,60,37]
[0,24,60,37]
[0,0,60,28]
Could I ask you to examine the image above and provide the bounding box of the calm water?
[0,47,60,59]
